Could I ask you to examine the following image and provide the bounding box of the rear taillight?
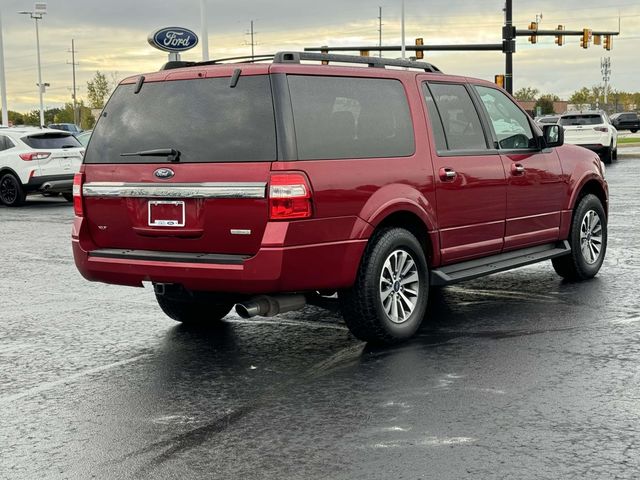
[73,172,84,217]
[594,126,608,132]
[269,172,312,220]
[19,152,51,161]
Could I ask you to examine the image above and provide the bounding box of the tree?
[535,96,555,115]
[514,87,539,102]
[86,71,111,109]
[569,87,592,105]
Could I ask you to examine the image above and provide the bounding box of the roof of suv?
[120,51,474,87]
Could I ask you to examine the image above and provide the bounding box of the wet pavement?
[1,154,639,479]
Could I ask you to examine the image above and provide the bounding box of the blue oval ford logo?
[148,27,199,53]
[154,168,175,180]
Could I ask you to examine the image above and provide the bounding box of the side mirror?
[542,124,564,148]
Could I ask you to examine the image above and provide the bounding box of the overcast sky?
[1,0,639,112]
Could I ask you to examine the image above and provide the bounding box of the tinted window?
[86,76,276,164]
[475,85,535,149]
[428,83,487,151]
[559,115,603,126]
[22,133,81,149]
[422,84,447,151]
[0,135,14,151]
[288,76,414,160]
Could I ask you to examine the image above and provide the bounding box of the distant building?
[517,101,569,117]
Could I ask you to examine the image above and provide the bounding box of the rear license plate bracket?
[148,200,185,227]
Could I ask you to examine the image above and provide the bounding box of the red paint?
[73,64,607,294]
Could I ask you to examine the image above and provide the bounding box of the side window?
[474,85,535,150]
[421,84,447,151]
[428,83,487,151]
[0,135,14,151]
[287,75,415,160]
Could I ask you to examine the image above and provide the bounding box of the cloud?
[1,0,639,112]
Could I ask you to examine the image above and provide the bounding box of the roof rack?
[273,51,441,72]
[160,51,441,73]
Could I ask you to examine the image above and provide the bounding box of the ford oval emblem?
[148,27,199,53]
[154,168,175,180]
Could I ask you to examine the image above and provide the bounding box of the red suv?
[72,52,608,343]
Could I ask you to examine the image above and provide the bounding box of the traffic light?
[494,75,505,88]
[415,37,424,59]
[604,34,612,51]
[555,25,564,46]
[580,28,591,49]
[359,50,370,57]
[593,34,601,46]
[528,22,538,44]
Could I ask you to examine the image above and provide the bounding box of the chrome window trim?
[82,182,267,199]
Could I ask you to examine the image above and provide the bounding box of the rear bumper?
[575,144,607,154]
[72,217,367,295]
[26,174,74,193]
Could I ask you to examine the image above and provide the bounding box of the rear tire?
[631,129,638,133]
[552,194,607,281]
[62,192,73,202]
[602,143,613,164]
[156,292,234,325]
[339,227,429,344]
[0,173,26,207]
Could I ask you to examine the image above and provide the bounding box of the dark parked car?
[72,52,608,343]
[610,112,640,133]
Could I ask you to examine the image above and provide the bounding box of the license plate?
[148,200,185,227]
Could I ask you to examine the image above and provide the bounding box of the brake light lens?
[594,126,608,132]
[19,152,51,161]
[73,172,84,217]
[269,172,312,220]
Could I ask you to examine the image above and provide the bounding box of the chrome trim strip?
[82,182,267,199]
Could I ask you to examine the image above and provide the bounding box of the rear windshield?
[85,75,276,164]
[559,115,603,126]
[22,133,81,149]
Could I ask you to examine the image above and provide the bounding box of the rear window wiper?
[120,148,181,162]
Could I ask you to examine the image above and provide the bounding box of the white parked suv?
[558,111,618,163]
[0,127,84,206]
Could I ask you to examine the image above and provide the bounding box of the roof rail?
[160,54,276,71]
[159,51,441,73]
[273,51,441,73]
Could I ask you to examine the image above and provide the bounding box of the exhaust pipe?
[42,183,52,191]
[236,294,306,319]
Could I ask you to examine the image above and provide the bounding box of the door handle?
[511,163,525,175]
[439,167,457,181]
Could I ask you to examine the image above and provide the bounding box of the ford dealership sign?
[148,27,199,53]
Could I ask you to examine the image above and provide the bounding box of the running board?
[430,241,571,286]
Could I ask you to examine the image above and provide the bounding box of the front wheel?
[156,291,234,325]
[552,194,607,281]
[340,227,429,344]
[0,173,26,207]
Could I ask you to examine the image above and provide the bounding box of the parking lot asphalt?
[1,155,639,480]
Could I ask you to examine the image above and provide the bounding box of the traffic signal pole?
[305,0,619,96]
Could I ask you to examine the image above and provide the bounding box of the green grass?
[618,137,640,145]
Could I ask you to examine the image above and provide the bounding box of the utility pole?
[0,6,8,126]
[245,20,257,60]
[200,0,209,61]
[601,57,611,108]
[378,6,383,58]
[68,39,79,126]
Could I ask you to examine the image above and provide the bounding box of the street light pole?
[19,8,46,128]
[0,6,9,126]
[200,0,209,61]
